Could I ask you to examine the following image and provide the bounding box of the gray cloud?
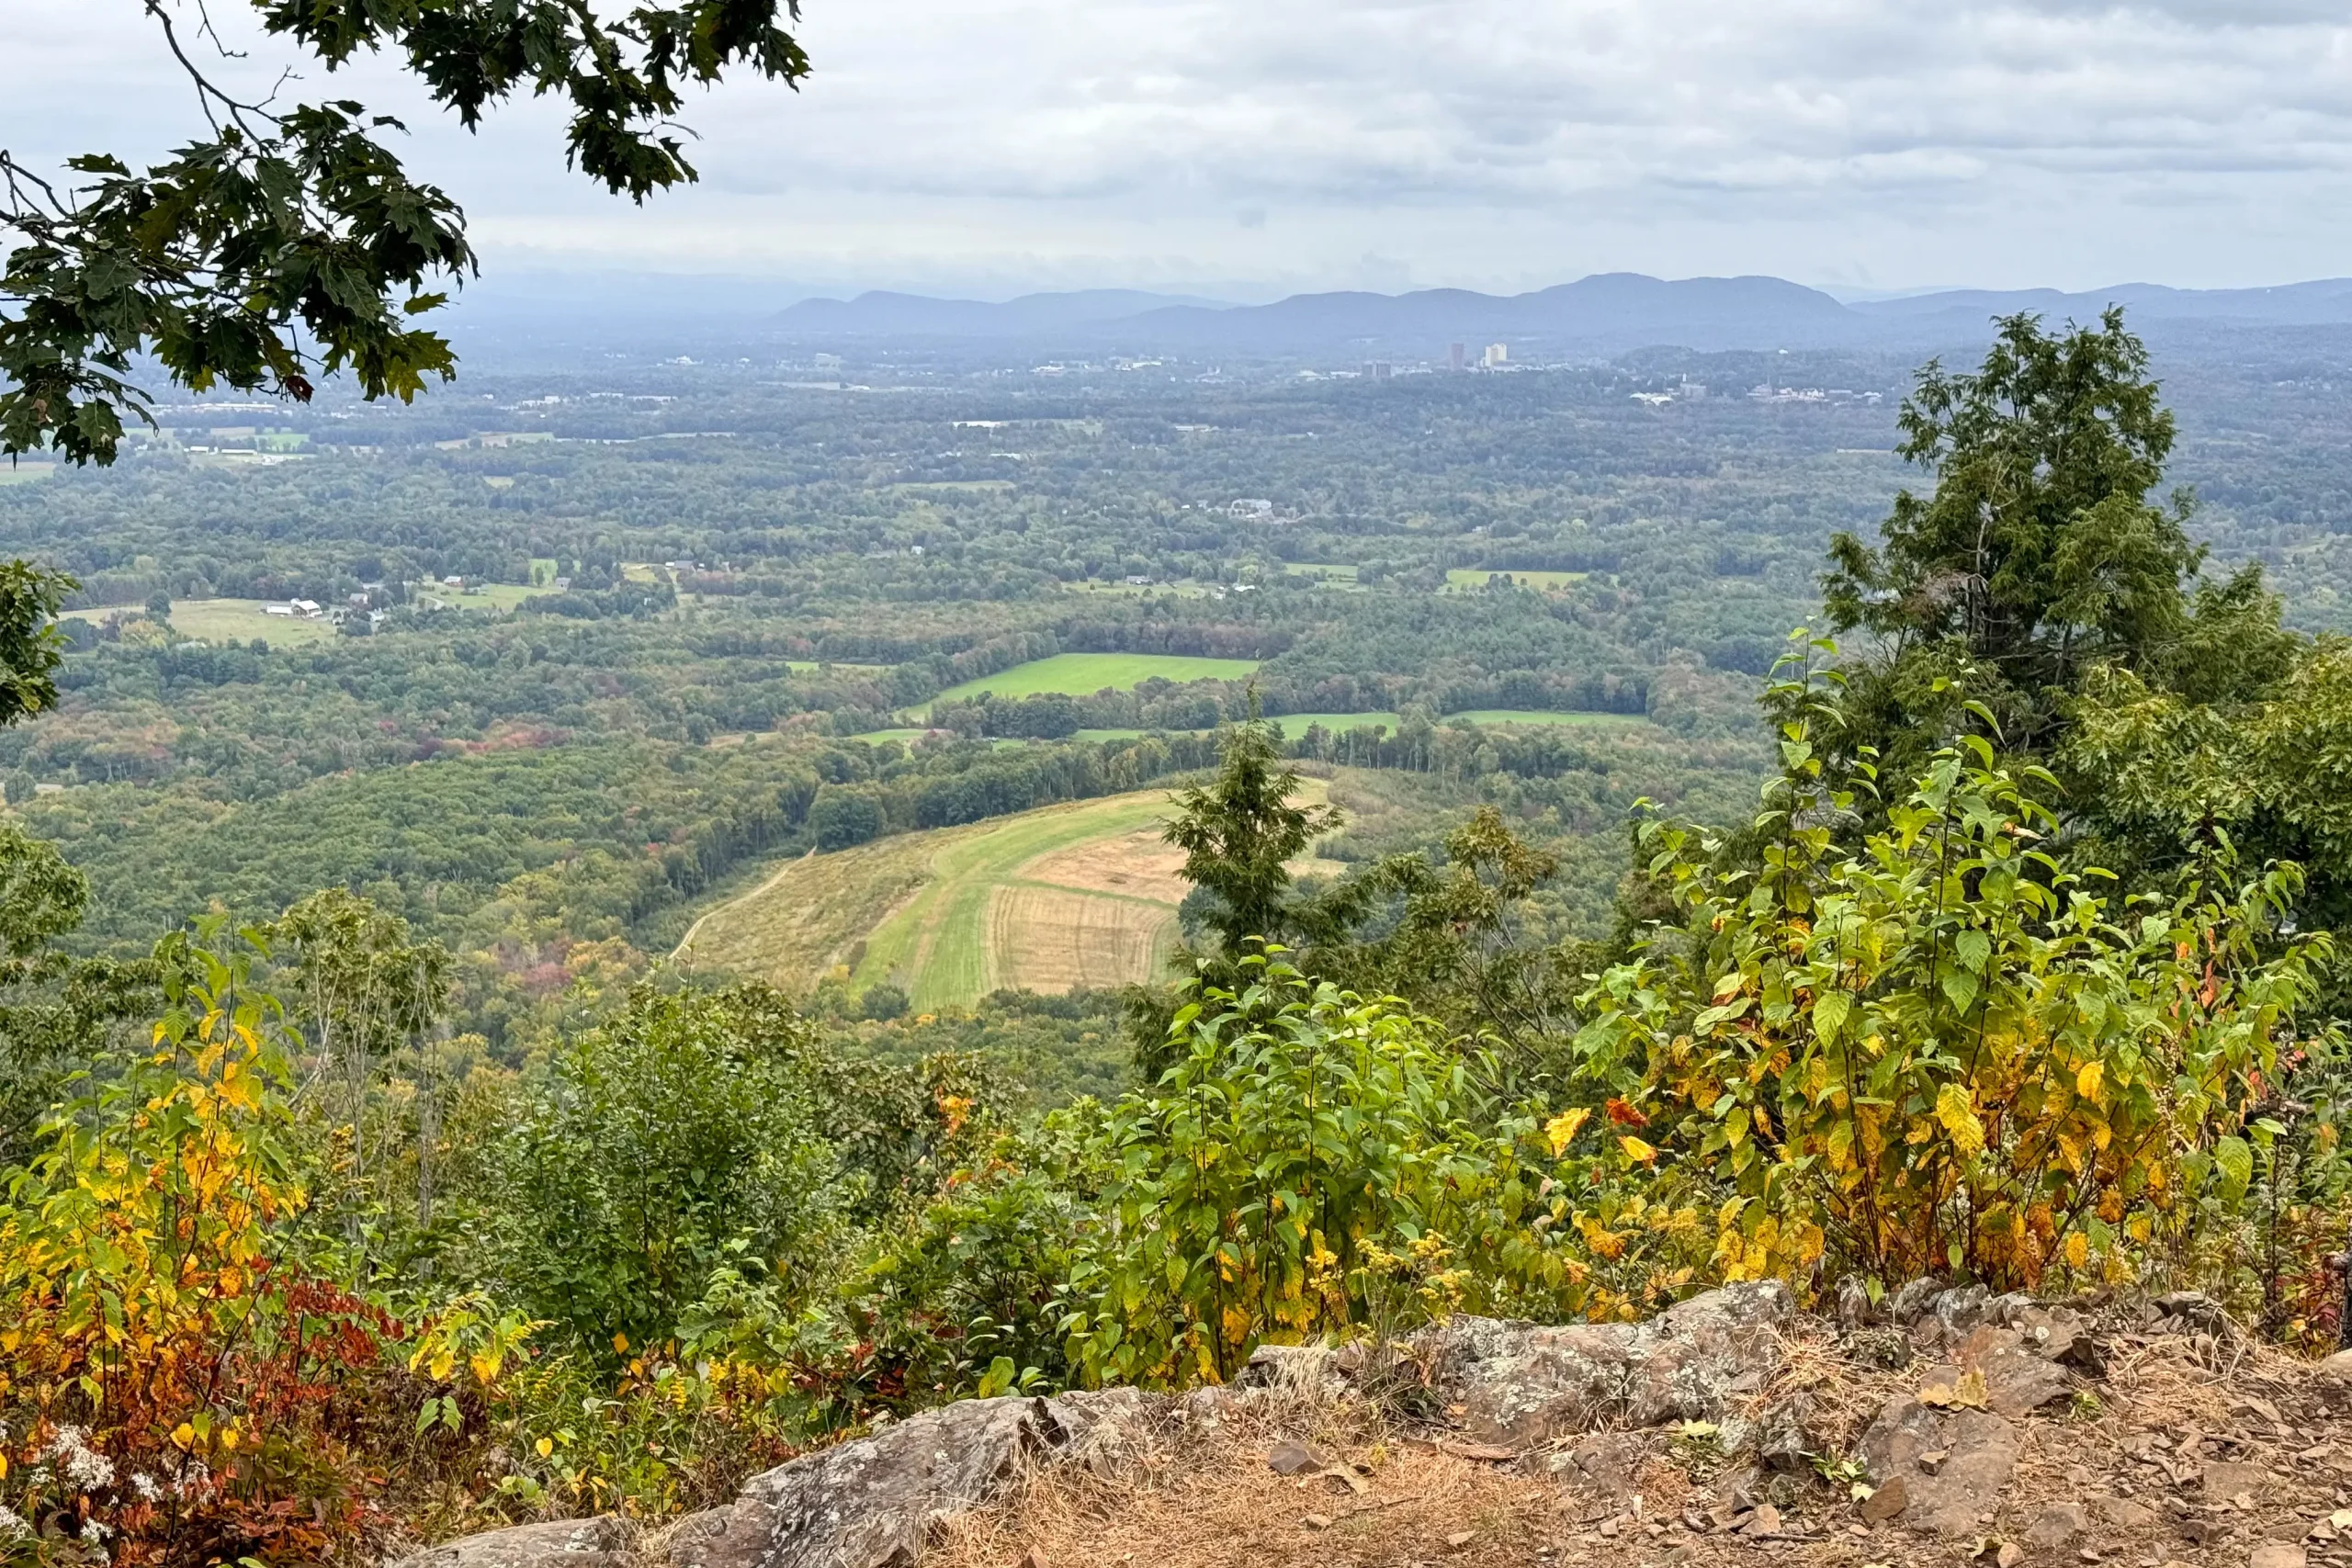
[6,0,2351,292]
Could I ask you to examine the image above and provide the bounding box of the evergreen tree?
[1161,716,1342,963]
[1815,309,2292,784]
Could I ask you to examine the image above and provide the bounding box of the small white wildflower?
[44,1426,117,1490]
[130,1472,163,1503]
[0,1504,29,1540]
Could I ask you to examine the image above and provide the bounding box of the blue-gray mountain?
[772,274,2352,355]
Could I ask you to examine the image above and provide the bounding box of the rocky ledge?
[391,1282,2352,1568]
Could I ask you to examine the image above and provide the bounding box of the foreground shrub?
[1574,675,2345,1297]
[0,932,519,1568]
[485,985,852,1367]
[1060,957,1708,1387]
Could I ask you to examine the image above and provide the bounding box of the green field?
[930,652,1261,705]
[166,598,342,648]
[677,790,1194,1010]
[846,793,1176,1008]
[1267,711,1403,735]
[417,580,562,610]
[1443,568,1588,591]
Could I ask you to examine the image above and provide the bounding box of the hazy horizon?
[435,267,2352,317]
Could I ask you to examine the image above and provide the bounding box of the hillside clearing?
[847,792,1187,1009]
[671,833,943,989]
[930,652,1261,705]
[170,598,342,647]
[1442,567,1588,591]
[674,781,1333,1010]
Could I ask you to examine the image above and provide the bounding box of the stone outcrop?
[1414,1280,1797,1446]
[1858,1394,2022,1537]
[391,1517,632,1568]
[668,1391,1148,1568]
[390,1280,2154,1568]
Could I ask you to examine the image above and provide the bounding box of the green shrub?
[1061,956,1688,1387]
[486,986,851,1362]
[1572,659,2345,1294]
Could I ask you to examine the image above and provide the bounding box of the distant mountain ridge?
[772,274,2352,355]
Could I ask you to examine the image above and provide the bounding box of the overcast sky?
[10,0,2352,299]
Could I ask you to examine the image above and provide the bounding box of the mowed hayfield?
[1442,568,1589,592]
[674,782,1336,1010]
[929,652,1260,706]
[418,581,563,610]
[168,599,342,648]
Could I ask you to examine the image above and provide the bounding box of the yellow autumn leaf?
[1544,1107,1591,1156]
[1220,1304,1254,1346]
[2075,1061,2104,1100]
[172,1423,197,1450]
[469,1350,500,1385]
[536,1437,554,1458]
[1576,1214,1629,1259]
[1919,1369,1988,1409]
[1934,1083,1985,1158]
[2064,1232,2090,1269]
[612,1331,629,1354]
[1620,1134,1658,1164]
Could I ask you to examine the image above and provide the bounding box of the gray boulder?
[670,1390,1149,1568]
[390,1518,631,1568]
[1928,1324,2073,1417]
[1416,1280,1796,1446]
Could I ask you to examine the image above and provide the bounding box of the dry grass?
[674,837,943,986]
[676,792,1193,1004]
[1018,827,1189,902]
[924,1315,2352,1568]
[930,1396,1565,1568]
[987,885,1176,993]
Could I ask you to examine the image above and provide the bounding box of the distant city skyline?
[11,2,2352,299]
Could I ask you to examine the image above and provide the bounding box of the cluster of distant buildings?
[264,583,394,627]
[1448,343,1511,371]
[1747,385,1883,405]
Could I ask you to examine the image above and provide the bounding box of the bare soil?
[932,1320,2352,1568]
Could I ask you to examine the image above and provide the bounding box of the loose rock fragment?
[1269,1439,1328,1477]
[2028,1505,2090,1551]
[2094,1497,2156,1531]
[1860,1478,1910,1525]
